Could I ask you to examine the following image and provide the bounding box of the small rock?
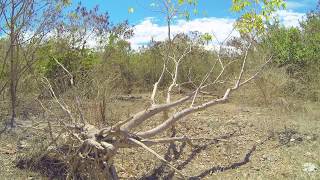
[248,123,254,127]
[46,145,56,151]
[295,136,303,142]
[261,154,275,162]
[241,108,250,113]
[303,163,318,173]
[304,152,312,156]
[17,141,28,150]
[253,167,260,171]
[290,138,295,142]
[306,136,312,140]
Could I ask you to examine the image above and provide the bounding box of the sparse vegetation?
[0,0,319,179]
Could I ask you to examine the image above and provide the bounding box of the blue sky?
[0,0,317,49]
[73,0,234,24]
[73,0,317,24]
[70,0,318,49]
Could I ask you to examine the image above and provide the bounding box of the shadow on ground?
[140,129,272,180]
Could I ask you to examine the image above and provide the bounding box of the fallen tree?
[34,36,273,179]
[16,0,286,179]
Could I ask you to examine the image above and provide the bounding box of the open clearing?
[1,96,319,179]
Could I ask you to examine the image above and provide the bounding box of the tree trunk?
[107,164,119,180]
[167,16,171,42]
[70,159,119,180]
[9,5,17,128]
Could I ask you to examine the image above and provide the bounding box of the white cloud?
[276,10,306,27]
[129,10,306,50]
[129,17,238,50]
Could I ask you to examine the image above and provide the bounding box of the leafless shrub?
[21,31,276,179]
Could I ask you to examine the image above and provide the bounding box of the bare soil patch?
[0,97,319,179]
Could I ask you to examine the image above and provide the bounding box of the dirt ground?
[0,95,319,179]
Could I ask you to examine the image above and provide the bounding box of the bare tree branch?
[128,138,187,179]
[166,45,192,103]
[151,57,166,104]
[136,88,231,138]
[136,42,269,138]
[120,94,193,131]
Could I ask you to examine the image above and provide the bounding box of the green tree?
[35,3,111,95]
[263,5,320,100]
[0,0,66,128]
[231,0,286,34]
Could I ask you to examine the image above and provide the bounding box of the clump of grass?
[16,154,68,179]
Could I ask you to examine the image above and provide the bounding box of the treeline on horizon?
[0,2,319,104]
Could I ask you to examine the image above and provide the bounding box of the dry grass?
[0,92,319,179]
[111,99,320,179]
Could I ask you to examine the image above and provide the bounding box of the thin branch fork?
[37,98,83,143]
[189,36,242,107]
[234,42,252,89]
[52,57,74,85]
[42,77,75,122]
[190,57,219,107]
[121,73,219,133]
[120,94,193,132]
[136,53,273,139]
[136,89,231,138]
[122,43,266,135]
[122,45,193,132]
[166,45,192,104]
[128,137,187,179]
[150,57,166,104]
